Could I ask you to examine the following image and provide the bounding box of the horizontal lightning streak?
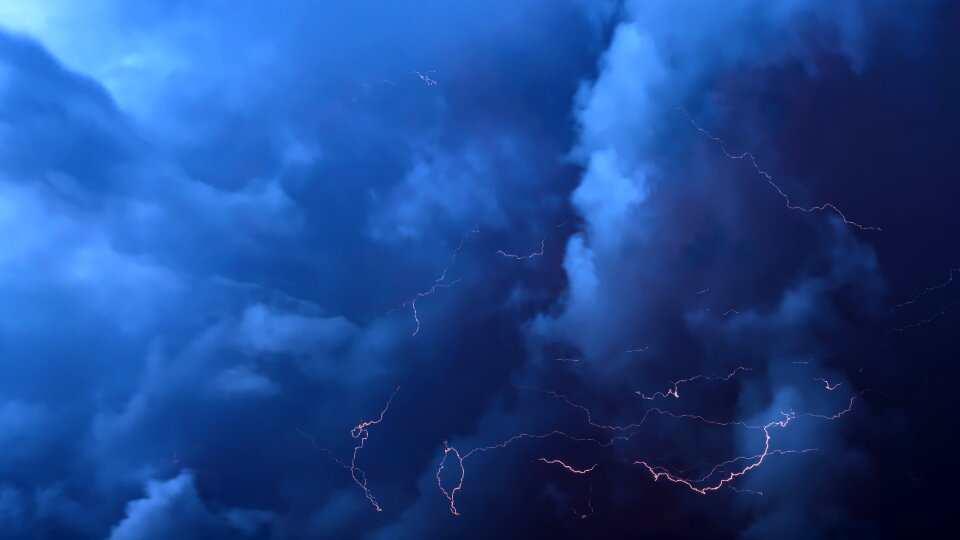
[635,411,798,494]
[536,458,598,474]
[636,366,752,401]
[496,238,545,260]
[438,431,625,516]
[437,377,869,513]
[892,301,959,333]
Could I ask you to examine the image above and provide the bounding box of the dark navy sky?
[0,1,957,538]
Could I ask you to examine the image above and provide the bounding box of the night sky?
[0,1,958,539]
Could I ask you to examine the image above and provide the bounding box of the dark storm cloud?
[0,0,956,538]
[0,1,604,538]
[377,1,948,539]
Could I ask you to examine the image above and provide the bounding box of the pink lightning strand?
[896,267,960,307]
[437,379,868,514]
[891,267,960,332]
[536,458,598,475]
[636,366,752,401]
[892,301,959,333]
[683,448,819,485]
[496,238,546,260]
[635,391,868,495]
[814,377,842,391]
[437,430,628,516]
[682,109,880,232]
[347,386,400,511]
[569,483,595,519]
[300,387,399,512]
[401,227,478,336]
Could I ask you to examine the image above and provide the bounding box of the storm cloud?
[0,1,957,539]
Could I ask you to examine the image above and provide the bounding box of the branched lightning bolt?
[638,394,866,495]
[687,448,819,485]
[682,109,880,232]
[635,366,752,401]
[814,377,842,391]
[437,377,867,513]
[413,70,438,86]
[633,406,829,495]
[803,391,869,420]
[437,430,626,516]
[496,239,546,261]
[300,387,399,512]
[401,227,478,336]
[347,386,400,512]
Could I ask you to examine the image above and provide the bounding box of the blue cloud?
[0,1,954,538]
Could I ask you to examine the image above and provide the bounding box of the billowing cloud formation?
[0,1,957,538]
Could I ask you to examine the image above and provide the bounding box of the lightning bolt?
[687,448,819,485]
[635,366,752,401]
[496,238,546,260]
[401,227,478,336]
[895,267,959,307]
[892,301,959,333]
[682,109,880,232]
[437,378,867,514]
[632,396,856,496]
[413,70,438,86]
[535,458,598,475]
[813,377,842,391]
[300,387,399,512]
[437,430,626,516]
[891,267,960,332]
